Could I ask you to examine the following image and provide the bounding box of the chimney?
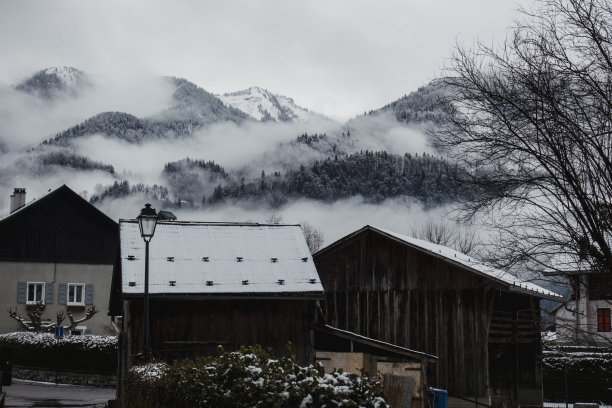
[9,188,26,214]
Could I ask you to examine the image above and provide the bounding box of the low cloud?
[97,195,455,249]
[0,73,174,151]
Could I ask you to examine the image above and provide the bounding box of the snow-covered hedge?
[543,345,612,403]
[0,332,117,373]
[125,345,388,408]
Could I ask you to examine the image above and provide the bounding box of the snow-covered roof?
[119,220,324,298]
[318,225,562,301]
[543,252,596,275]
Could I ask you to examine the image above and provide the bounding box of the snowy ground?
[544,403,611,408]
[4,379,115,407]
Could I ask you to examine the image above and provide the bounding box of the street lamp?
[137,203,158,353]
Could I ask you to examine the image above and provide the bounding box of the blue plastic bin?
[432,388,447,408]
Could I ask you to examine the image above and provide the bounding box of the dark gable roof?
[0,184,118,264]
[315,225,561,301]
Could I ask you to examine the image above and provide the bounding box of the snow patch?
[218,86,313,123]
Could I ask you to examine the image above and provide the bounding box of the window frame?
[67,283,86,306]
[70,325,87,336]
[597,308,611,332]
[26,282,45,305]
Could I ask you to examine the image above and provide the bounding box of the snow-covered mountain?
[3,66,464,217]
[218,86,314,122]
[42,77,250,146]
[15,66,91,99]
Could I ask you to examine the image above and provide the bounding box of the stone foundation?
[12,365,116,388]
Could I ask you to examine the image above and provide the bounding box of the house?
[0,185,118,335]
[110,220,325,366]
[313,225,562,408]
[544,256,612,345]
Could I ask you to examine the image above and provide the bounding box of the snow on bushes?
[126,345,389,408]
[543,345,612,372]
[0,332,117,373]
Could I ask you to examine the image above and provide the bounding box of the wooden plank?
[383,374,415,408]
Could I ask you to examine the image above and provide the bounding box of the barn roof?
[119,220,324,298]
[0,184,116,226]
[542,253,598,276]
[0,184,118,264]
[316,225,562,301]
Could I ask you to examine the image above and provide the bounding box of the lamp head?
[138,203,158,242]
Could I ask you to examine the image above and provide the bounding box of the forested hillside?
[370,82,453,125]
[90,145,469,209]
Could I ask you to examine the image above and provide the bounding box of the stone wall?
[12,365,116,388]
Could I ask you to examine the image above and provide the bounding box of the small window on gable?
[67,283,85,306]
[26,282,45,305]
[70,326,87,336]
[597,308,611,332]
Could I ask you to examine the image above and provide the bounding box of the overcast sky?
[0,0,527,120]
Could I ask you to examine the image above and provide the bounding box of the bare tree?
[266,214,283,224]
[411,218,479,255]
[433,0,612,276]
[411,219,455,247]
[8,302,98,333]
[301,222,325,254]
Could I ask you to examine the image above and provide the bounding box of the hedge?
[0,332,118,374]
[543,345,612,403]
[125,345,389,408]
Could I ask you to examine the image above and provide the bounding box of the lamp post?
[137,203,158,354]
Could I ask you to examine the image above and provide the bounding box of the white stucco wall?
[0,261,113,335]
[555,298,612,344]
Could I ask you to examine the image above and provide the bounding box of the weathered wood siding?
[128,298,316,365]
[314,228,542,403]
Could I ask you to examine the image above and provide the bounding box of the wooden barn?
[0,185,118,335]
[110,221,325,369]
[313,225,562,408]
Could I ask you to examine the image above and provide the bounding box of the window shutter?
[45,283,54,305]
[17,282,26,304]
[85,284,94,305]
[58,283,67,305]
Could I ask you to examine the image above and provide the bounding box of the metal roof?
[313,324,438,362]
[120,220,324,298]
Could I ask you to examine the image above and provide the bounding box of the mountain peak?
[218,86,313,123]
[16,66,91,99]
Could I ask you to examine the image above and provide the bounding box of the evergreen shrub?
[125,345,388,408]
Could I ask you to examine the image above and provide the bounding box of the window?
[70,326,86,336]
[597,308,611,332]
[67,283,85,306]
[26,282,45,304]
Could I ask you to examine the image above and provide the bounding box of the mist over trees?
[90,146,469,210]
[433,0,612,275]
[41,77,250,146]
[38,151,115,174]
[371,82,454,125]
[163,148,470,208]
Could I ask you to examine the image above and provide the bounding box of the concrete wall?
[13,365,116,387]
[315,351,426,408]
[315,351,372,376]
[0,261,113,335]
